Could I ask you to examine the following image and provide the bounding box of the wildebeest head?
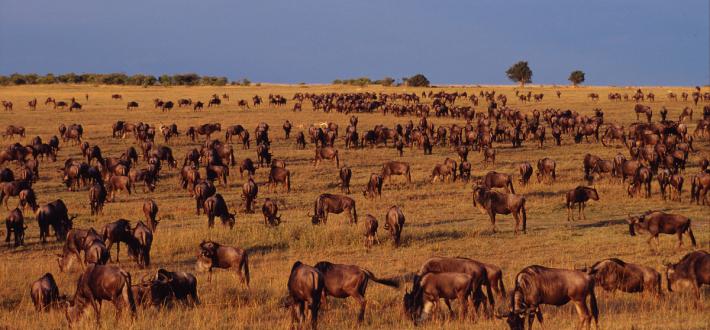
[195,251,213,273]
[626,214,642,236]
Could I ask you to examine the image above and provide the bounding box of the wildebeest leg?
[572,300,591,330]
[677,232,683,248]
[443,299,454,317]
[4,223,10,242]
[580,202,585,220]
[353,293,367,322]
[116,242,120,263]
[91,300,102,325]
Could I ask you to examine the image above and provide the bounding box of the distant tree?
[377,77,395,86]
[506,61,533,87]
[159,74,172,86]
[240,78,251,86]
[568,70,585,87]
[405,74,430,87]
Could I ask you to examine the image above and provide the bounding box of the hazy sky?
[0,0,708,85]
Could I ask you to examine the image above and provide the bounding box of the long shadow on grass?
[573,218,627,229]
[401,230,466,247]
[247,242,289,256]
[408,217,472,228]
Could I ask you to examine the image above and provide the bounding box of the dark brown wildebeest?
[30,273,66,312]
[239,158,256,178]
[283,120,292,139]
[102,219,133,262]
[143,199,159,232]
[418,256,504,309]
[206,163,229,187]
[583,154,601,180]
[430,163,455,183]
[627,211,696,250]
[314,147,339,168]
[565,186,599,221]
[634,104,652,122]
[363,173,383,198]
[204,193,236,229]
[518,162,533,186]
[65,264,136,326]
[363,214,379,248]
[582,258,661,297]
[88,183,107,216]
[19,188,38,213]
[268,166,291,193]
[459,161,472,182]
[403,272,476,324]
[127,221,153,268]
[296,131,307,149]
[225,124,246,143]
[472,185,527,234]
[28,98,37,111]
[668,174,683,201]
[536,158,556,183]
[131,273,174,308]
[111,94,122,100]
[194,180,216,215]
[37,199,74,243]
[197,240,250,286]
[261,198,281,226]
[381,161,411,185]
[690,172,710,205]
[384,205,405,247]
[151,145,177,168]
[628,166,652,198]
[242,177,258,213]
[0,180,31,209]
[55,229,90,272]
[3,125,25,138]
[482,147,496,166]
[282,261,325,330]
[665,250,709,300]
[5,207,25,247]
[107,175,132,201]
[153,269,200,305]
[495,265,598,330]
[310,193,357,225]
[126,101,139,110]
[82,229,110,268]
[314,261,398,322]
[256,143,272,167]
[339,166,352,194]
[482,171,515,194]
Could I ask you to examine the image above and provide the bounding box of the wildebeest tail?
[687,219,697,247]
[521,198,527,232]
[508,180,515,194]
[352,202,358,224]
[241,253,250,287]
[120,270,137,316]
[589,281,599,326]
[362,269,399,288]
[286,171,291,192]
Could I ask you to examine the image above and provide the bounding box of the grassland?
[0,84,708,330]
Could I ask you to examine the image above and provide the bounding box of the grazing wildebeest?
[668,174,684,201]
[384,205,405,247]
[665,250,709,300]
[690,172,710,205]
[88,183,107,216]
[430,163,455,183]
[261,198,281,226]
[583,154,601,180]
[339,166,352,194]
[472,185,527,234]
[627,211,696,250]
[19,188,38,213]
[381,161,411,184]
[5,207,25,247]
[565,186,599,221]
[313,261,399,322]
[536,158,556,183]
[239,158,256,178]
[518,162,533,186]
[282,261,325,330]
[102,219,133,262]
[495,265,598,330]
[0,180,31,209]
[204,193,236,229]
[363,215,379,248]
[107,175,132,201]
[65,264,136,326]
[127,221,153,268]
[582,258,661,296]
[482,171,515,194]
[152,145,177,168]
[30,273,66,312]
[256,143,272,167]
[363,173,384,198]
[242,177,258,213]
[197,240,250,286]
[268,166,291,193]
[309,193,357,225]
[313,147,339,168]
[459,161,472,182]
[143,199,159,231]
[403,272,476,324]
[154,268,200,305]
[193,180,216,215]
[483,147,496,166]
[36,199,74,243]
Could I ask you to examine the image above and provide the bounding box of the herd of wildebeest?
[1,87,709,329]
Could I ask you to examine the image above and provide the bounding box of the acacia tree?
[506,61,533,87]
[568,70,585,87]
[404,74,430,87]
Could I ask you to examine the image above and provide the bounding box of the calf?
[204,193,236,229]
[363,173,383,198]
[384,205,405,247]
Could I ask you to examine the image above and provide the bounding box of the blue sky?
[0,0,707,85]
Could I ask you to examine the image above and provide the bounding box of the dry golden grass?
[0,84,708,330]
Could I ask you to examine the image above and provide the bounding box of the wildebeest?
[419,256,506,302]
[107,175,132,201]
[30,273,66,312]
[314,261,398,322]
[88,183,107,216]
[627,211,696,250]
[239,158,256,178]
[472,185,527,234]
[690,172,710,205]
[313,147,339,168]
[536,158,556,183]
[482,171,515,194]
[565,186,599,221]
[495,265,598,330]
[196,240,250,286]
[241,177,258,213]
[65,264,136,326]
[381,161,412,184]
[154,268,200,305]
[204,193,236,229]
[309,193,357,225]
[36,199,74,243]
[384,205,405,247]
[518,162,533,186]
[102,219,133,262]
[403,272,476,324]
[363,214,379,248]
[143,199,159,231]
[665,250,709,299]
[268,166,291,193]
[5,207,25,247]
[339,166,352,194]
[261,198,281,226]
[363,173,384,198]
[0,180,31,209]
[583,258,661,296]
[634,104,652,122]
[127,221,153,268]
[193,180,216,215]
[283,261,325,330]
